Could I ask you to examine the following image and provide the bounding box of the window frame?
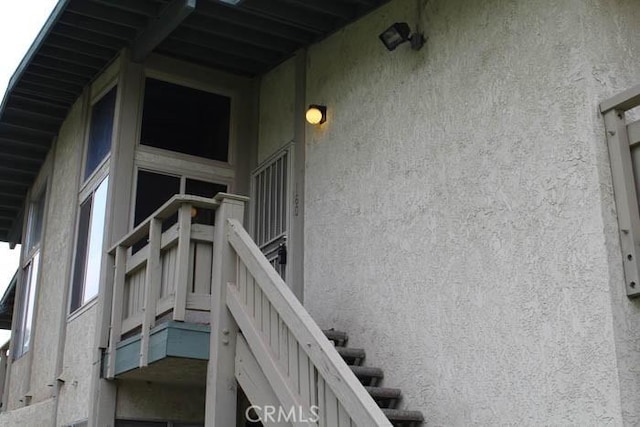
[69,80,118,315]
[14,180,48,359]
[129,165,231,232]
[135,69,238,171]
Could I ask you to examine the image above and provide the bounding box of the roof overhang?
[0,271,17,330]
[0,0,390,243]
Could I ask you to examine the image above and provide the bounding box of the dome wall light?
[379,22,425,51]
[306,105,327,125]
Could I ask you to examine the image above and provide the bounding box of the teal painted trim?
[113,321,210,376]
[166,325,210,360]
[115,336,142,375]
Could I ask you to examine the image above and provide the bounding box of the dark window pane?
[26,188,46,253]
[140,78,230,162]
[85,87,117,179]
[71,198,92,312]
[134,171,181,226]
[185,179,227,225]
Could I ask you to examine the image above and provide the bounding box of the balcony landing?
[112,321,210,386]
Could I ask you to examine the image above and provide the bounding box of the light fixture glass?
[306,105,326,125]
[379,22,424,51]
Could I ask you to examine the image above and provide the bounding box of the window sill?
[67,297,98,323]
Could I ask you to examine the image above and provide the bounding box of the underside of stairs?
[323,329,424,427]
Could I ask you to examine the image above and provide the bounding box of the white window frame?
[14,181,48,359]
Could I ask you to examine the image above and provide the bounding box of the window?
[134,170,227,229]
[85,86,116,180]
[70,176,109,312]
[15,188,46,358]
[140,78,231,162]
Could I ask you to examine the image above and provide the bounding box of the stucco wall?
[4,95,85,413]
[56,304,97,426]
[0,397,54,427]
[299,0,640,424]
[257,58,296,164]
[580,0,640,424]
[116,381,205,422]
[29,94,85,406]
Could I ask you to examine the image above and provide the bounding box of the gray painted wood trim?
[132,0,196,63]
[604,109,640,297]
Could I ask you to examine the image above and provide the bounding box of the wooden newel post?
[205,193,249,427]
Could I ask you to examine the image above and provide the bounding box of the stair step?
[350,365,383,386]
[381,408,425,425]
[323,329,348,346]
[364,386,402,402]
[337,347,365,364]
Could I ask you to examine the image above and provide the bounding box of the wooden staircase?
[324,330,424,426]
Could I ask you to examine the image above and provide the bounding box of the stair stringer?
[235,334,296,427]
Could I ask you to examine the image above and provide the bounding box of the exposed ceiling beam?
[31,56,100,78]
[0,124,53,147]
[239,0,335,33]
[184,15,297,54]
[170,27,280,63]
[46,34,117,60]
[90,0,160,17]
[37,46,107,69]
[52,24,126,50]
[194,2,316,43]
[132,0,197,63]
[281,0,355,20]
[21,73,85,94]
[66,1,148,29]
[60,13,137,40]
[158,38,264,74]
[23,65,91,87]
[6,96,68,120]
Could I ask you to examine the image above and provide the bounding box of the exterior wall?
[291,0,640,424]
[29,94,86,409]
[0,398,54,426]
[56,305,97,426]
[581,0,640,423]
[4,95,86,415]
[257,58,296,164]
[116,381,205,423]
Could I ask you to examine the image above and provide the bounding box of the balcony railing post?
[140,217,162,367]
[107,245,127,379]
[205,193,248,427]
[173,203,193,321]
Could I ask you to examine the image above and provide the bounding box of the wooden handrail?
[226,218,392,426]
[108,194,221,253]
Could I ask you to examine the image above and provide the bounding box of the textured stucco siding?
[300,0,639,424]
[29,95,85,406]
[4,96,85,414]
[0,397,54,427]
[257,58,296,164]
[116,381,205,422]
[580,0,640,424]
[56,305,97,426]
[6,354,29,410]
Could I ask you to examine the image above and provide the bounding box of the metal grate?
[252,147,290,279]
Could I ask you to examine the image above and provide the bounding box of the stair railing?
[105,194,220,378]
[218,210,392,426]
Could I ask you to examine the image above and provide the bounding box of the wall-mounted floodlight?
[379,22,424,51]
[306,105,327,125]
